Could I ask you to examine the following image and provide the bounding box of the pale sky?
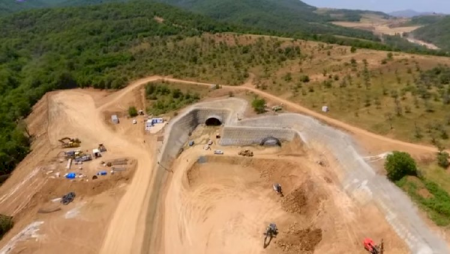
[302,0,450,13]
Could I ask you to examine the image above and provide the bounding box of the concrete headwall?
[220,126,295,146]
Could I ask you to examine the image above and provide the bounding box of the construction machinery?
[98,144,107,152]
[61,192,76,205]
[59,137,81,148]
[238,149,254,157]
[363,238,384,254]
[273,183,283,196]
[263,223,278,248]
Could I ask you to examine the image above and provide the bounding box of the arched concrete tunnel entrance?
[205,116,222,126]
[261,136,281,146]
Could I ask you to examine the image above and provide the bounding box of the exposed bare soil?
[157,134,409,254]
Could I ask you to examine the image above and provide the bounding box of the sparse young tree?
[128,106,138,117]
[251,97,266,114]
[384,151,417,181]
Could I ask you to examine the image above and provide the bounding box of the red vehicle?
[363,238,383,254]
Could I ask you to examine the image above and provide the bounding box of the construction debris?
[238,149,254,157]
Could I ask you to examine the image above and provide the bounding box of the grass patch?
[397,176,450,226]
[145,81,209,116]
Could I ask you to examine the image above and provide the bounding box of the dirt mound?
[281,181,324,216]
[276,228,322,253]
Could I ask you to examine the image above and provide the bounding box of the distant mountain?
[390,9,439,18]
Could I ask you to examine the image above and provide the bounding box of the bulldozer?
[238,149,254,157]
[364,238,383,254]
[59,137,81,148]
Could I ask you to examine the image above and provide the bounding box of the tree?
[437,151,450,169]
[252,97,266,114]
[128,106,138,117]
[384,151,418,181]
[350,46,357,53]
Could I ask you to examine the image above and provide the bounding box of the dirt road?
[98,75,442,254]
[112,75,438,156]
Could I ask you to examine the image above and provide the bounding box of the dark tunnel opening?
[205,117,222,126]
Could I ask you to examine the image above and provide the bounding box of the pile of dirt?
[276,228,322,253]
[281,181,324,216]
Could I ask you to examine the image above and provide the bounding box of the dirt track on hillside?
[112,75,439,156]
[0,74,442,254]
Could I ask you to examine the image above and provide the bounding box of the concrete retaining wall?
[220,126,295,146]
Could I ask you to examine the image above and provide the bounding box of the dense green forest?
[155,0,447,54]
[2,0,442,54]
[413,16,450,51]
[0,1,248,176]
[155,0,380,41]
[0,0,125,15]
[322,8,390,22]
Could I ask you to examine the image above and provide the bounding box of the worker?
[265,223,278,236]
[273,183,282,195]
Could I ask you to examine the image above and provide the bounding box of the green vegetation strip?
[0,214,13,240]
[397,177,450,226]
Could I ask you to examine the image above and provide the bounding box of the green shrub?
[252,97,266,114]
[0,214,13,239]
[385,151,418,181]
[437,152,450,168]
[128,106,138,117]
[300,75,310,83]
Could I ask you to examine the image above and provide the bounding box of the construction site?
[0,76,449,254]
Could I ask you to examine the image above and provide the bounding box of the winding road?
[98,75,444,254]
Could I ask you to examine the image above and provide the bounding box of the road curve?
[120,75,438,154]
[99,75,441,254]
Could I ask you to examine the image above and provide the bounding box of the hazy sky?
[302,0,450,13]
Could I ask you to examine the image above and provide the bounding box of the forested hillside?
[155,0,380,41]
[413,16,450,51]
[408,15,445,25]
[0,1,249,177]
[0,0,67,15]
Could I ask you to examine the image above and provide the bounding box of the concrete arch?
[260,136,281,146]
[205,115,222,126]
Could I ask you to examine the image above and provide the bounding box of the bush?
[252,97,266,114]
[437,152,450,168]
[385,151,418,181]
[128,106,138,117]
[300,75,310,83]
[0,214,13,239]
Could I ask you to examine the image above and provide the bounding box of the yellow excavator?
[59,137,81,148]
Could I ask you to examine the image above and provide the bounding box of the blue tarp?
[66,172,76,179]
[97,171,107,176]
